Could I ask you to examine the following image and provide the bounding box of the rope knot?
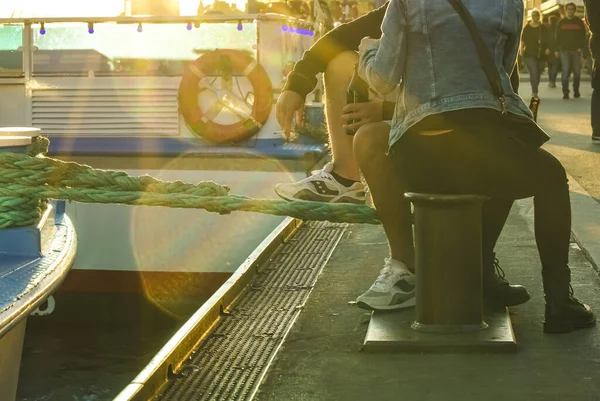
[26,136,50,157]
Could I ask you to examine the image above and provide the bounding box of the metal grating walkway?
[156,221,347,401]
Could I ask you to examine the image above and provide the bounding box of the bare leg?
[323,51,361,181]
[353,122,414,270]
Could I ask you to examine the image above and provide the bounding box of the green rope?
[0,136,380,228]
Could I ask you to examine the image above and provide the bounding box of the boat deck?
[0,205,76,338]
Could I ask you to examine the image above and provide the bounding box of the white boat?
[0,12,325,319]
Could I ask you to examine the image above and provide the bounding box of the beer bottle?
[346,63,369,135]
[529,96,540,122]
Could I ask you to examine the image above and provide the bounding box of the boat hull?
[48,151,323,317]
[0,320,26,401]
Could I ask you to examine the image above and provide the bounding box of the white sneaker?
[274,162,366,204]
[356,258,416,311]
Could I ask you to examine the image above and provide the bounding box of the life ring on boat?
[178,49,273,144]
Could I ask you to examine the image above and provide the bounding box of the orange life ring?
[178,49,273,144]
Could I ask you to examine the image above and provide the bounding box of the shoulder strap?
[446,0,507,113]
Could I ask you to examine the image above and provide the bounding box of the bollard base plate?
[362,307,516,353]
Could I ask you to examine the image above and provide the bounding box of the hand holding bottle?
[341,99,384,133]
[345,63,370,135]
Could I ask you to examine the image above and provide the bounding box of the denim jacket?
[358,0,533,148]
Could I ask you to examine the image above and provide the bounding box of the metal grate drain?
[156,221,347,401]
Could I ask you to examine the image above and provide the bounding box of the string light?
[295,28,312,36]
[237,20,243,31]
[137,22,143,32]
[186,22,193,30]
[40,22,45,35]
[87,22,94,34]
[281,22,313,36]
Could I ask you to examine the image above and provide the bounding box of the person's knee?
[544,155,568,190]
[324,51,358,91]
[353,122,390,166]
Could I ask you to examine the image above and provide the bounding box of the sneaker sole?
[356,296,416,311]
[274,188,365,204]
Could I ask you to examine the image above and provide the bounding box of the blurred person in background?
[545,15,560,88]
[556,2,587,99]
[584,0,600,142]
[521,9,551,97]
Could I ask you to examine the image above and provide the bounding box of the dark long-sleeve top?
[283,2,519,119]
[521,24,550,58]
[284,3,387,98]
[556,16,587,51]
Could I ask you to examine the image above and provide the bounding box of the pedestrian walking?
[556,2,588,99]
[521,9,550,97]
[584,0,600,142]
[545,15,560,87]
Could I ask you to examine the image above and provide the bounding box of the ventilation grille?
[157,221,347,401]
[32,88,179,136]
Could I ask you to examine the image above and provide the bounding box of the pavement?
[254,82,600,401]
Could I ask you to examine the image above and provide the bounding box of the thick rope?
[0,137,380,228]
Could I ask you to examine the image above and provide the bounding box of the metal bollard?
[405,193,489,333]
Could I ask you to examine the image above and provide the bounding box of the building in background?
[128,0,180,15]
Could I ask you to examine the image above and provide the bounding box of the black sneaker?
[483,258,531,309]
[563,94,570,99]
[544,290,596,334]
[592,134,600,143]
[574,91,581,98]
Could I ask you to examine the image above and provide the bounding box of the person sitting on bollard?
[275,2,519,206]
[274,2,529,312]
[358,0,595,333]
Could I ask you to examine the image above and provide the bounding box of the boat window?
[32,22,257,77]
[0,24,24,77]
